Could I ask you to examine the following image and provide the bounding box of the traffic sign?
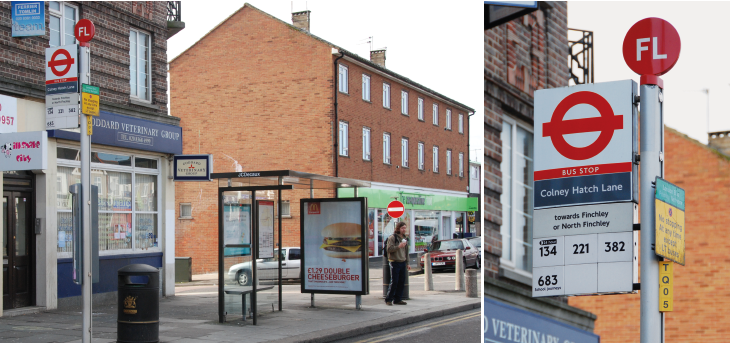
[74,19,95,44]
[387,200,405,219]
[659,261,673,312]
[81,84,100,116]
[45,45,78,95]
[622,17,681,76]
[534,80,638,209]
[655,177,685,265]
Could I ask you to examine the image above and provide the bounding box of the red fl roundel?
[74,19,95,43]
[542,91,623,160]
[387,200,405,219]
[622,17,681,76]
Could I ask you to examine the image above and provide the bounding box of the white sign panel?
[533,80,637,209]
[0,131,48,171]
[45,45,78,94]
[533,202,636,239]
[46,93,80,130]
[0,94,18,134]
[258,201,274,259]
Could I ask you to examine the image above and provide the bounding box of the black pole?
[218,189,224,323]
[252,192,257,325]
[278,186,282,311]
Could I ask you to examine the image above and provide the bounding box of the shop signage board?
[0,130,48,171]
[81,84,99,116]
[0,94,18,134]
[534,80,638,209]
[11,1,44,37]
[301,198,367,295]
[173,154,213,181]
[655,177,685,265]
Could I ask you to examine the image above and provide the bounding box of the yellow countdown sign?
[659,261,673,312]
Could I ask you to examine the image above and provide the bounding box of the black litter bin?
[117,264,160,343]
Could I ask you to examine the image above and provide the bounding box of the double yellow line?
[353,311,480,343]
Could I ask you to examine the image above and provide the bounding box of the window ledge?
[281,215,292,219]
[130,98,160,110]
[499,266,532,285]
[179,216,193,220]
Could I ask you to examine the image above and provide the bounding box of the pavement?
[0,263,481,343]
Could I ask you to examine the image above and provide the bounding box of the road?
[332,309,481,343]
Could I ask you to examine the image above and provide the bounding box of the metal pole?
[310,181,314,308]
[79,45,92,343]
[218,189,224,323]
[354,187,361,309]
[640,83,663,343]
[278,177,282,311]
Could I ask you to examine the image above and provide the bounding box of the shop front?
[1,101,181,313]
[338,183,478,258]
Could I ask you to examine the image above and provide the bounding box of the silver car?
[227,247,301,286]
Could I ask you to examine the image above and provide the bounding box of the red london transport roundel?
[542,91,623,161]
[622,17,681,76]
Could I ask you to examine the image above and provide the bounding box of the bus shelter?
[212,170,370,324]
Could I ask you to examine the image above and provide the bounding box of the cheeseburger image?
[320,222,362,259]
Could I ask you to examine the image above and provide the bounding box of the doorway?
[3,191,33,310]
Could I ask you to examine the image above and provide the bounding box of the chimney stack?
[709,131,730,156]
[292,10,311,32]
[370,49,386,68]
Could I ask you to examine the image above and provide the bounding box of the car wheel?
[237,270,252,286]
[463,257,467,272]
[475,255,481,270]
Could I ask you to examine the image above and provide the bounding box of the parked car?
[467,236,482,264]
[419,238,480,271]
[227,247,301,286]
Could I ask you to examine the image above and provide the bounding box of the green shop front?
[339,186,478,258]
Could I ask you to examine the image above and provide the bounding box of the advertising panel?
[0,94,18,134]
[224,203,250,257]
[0,131,48,171]
[257,201,274,259]
[11,1,44,37]
[301,198,367,295]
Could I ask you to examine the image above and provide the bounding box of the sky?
[167,0,485,162]
[568,1,730,144]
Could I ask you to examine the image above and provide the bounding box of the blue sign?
[48,111,182,154]
[11,1,45,37]
[484,297,599,343]
[173,154,212,181]
[534,172,633,209]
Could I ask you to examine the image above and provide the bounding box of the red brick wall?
[0,1,169,115]
[336,60,470,192]
[569,128,730,342]
[170,5,336,273]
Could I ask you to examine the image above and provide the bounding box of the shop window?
[500,118,534,275]
[414,211,439,252]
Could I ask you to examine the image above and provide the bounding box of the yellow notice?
[86,116,93,135]
[659,261,673,312]
[82,92,100,116]
[655,199,685,265]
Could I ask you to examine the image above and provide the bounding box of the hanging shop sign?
[11,1,45,37]
[301,198,367,295]
[173,154,213,181]
[534,80,638,209]
[0,94,18,134]
[655,177,685,265]
[0,130,48,171]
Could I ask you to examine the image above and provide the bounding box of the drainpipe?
[334,50,345,197]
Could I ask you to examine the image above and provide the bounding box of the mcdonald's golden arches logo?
[308,202,321,214]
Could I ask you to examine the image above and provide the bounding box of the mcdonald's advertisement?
[301,198,368,295]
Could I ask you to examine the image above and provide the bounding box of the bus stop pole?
[310,180,315,308]
[80,45,92,343]
[278,177,283,311]
[354,187,362,310]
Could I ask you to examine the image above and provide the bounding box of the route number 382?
[604,241,626,252]
[538,275,558,286]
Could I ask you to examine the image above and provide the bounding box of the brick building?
[169,4,476,274]
[483,1,599,339]
[568,128,730,342]
[0,1,184,314]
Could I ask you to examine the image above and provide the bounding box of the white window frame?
[446,149,452,175]
[383,133,391,164]
[446,109,452,130]
[339,121,349,156]
[432,146,439,173]
[459,152,464,177]
[383,83,391,109]
[418,98,424,121]
[339,64,348,93]
[459,113,464,134]
[56,145,162,258]
[363,127,371,161]
[500,116,535,277]
[280,200,291,218]
[179,203,192,219]
[401,138,409,167]
[433,104,439,126]
[401,91,409,115]
[49,2,78,47]
[418,142,425,170]
[362,74,370,101]
[130,28,153,102]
